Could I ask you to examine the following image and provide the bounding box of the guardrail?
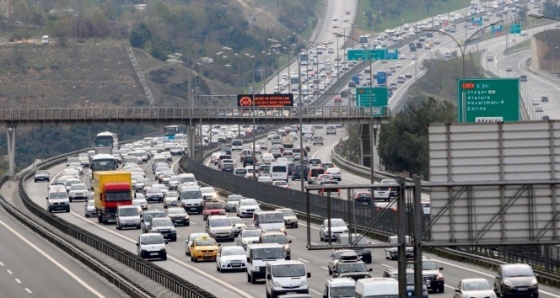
[17,150,217,298]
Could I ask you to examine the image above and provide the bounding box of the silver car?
[84,200,96,218]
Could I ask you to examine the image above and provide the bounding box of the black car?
[34,170,50,182]
[291,165,308,181]
[353,192,372,205]
[141,210,166,233]
[333,258,372,281]
[242,156,255,167]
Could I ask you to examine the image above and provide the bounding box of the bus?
[290,74,300,85]
[89,153,118,189]
[299,53,309,66]
[376,71,387,86]
[94,131,118,155]
[164,125,186,140]
[359,35,369,45]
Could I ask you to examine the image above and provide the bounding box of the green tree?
[378,97,455,178]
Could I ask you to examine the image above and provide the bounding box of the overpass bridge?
[0,106,390,177]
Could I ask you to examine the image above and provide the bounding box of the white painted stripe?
[287,235,297,239]
[15,278,21,283]
[0,218,105,297]
[321,266,329,271]
[0,262,4,266]
[298,258,309,263]
[24,288,32,294]
[6,269,12,275]
[381,263,393,268]
[310,288,322,295]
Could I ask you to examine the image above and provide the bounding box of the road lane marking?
[7,269,12,274]
[381,263,393,268]
[321,266,328,270]
[0,262,3,266]
[25,288,32,294]
[298,258,309,263]
[287,235,297,239]
[68,210,254,298]
[15,278,21,283]
[0,218,105,297]
[310,289,322,295]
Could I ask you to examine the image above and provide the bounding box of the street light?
[332,32,376,184]
[424,20,503,123]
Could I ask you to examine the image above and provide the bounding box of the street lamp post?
[425,20,503,123]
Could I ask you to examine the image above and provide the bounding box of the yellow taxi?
[189,236,220,262]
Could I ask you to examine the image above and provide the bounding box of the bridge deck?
[0,107,390,126]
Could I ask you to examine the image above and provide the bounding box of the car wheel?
[136,225,141,229]
[116,224,121,230]
[439,285,444,293]
[328,267,332,275]
[162,253,167,261]
[320,232,324,241]
[69,198,73,203]
[217,264,221,272]
[85,213,89,218]
[191,255,195,262]
[247,273,252,283]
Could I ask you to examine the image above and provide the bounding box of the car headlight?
[531,278,538,286]
[170,227,176,232]
[503,279,513,287]
[435,273,444,280]
[300,280,308,287]
[274,282,282,287]
[184,216,189,220]
[253,265,259,271]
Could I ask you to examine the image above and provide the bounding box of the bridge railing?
[0,106,390,123]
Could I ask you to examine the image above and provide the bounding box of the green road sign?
[457,78,519,123]
[356,87,388,117]
[510,23,521,34]
[347,49,399,61]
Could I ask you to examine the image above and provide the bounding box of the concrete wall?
[530,29,560,73]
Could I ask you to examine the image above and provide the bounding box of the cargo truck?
[93,171,132,224]
[281,136,294,149]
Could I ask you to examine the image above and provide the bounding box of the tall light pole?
[425,20,503,123]
[333,32,375,183]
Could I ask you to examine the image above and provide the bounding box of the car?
[335,233,372,264]
[312,136,324,145]
[236,198,261,218]
[323,277,356,298]
[493,263,538,298]
[116,205,141,230]
[202,201,226,220]
[272,180,290,188]
[383,268,429,297]
[258,176,273,184]
[84,199,96,217]
[225,194,243,212]
[487,55,494,62]
[318,180,340,196]
[184,232,209,256]
[353,191,372,205]
[319,218,349,241]
[68,183,89,202]
[141,209,166,233]
[189,235,220,262]
[229,216,246,235]
[216,245,247,272]
[333,254,373,281]
[520,74,527,82]
[206,215,235,241]
[541,96,549,103]
[328,250,359,275]
[407,257,445,293]
[163,191,179,208]
[506,65,513,72]
[259,231,292,260]
[385,235,414,260]
[277,208,298,228]
[149,217,177,241]
[454,278,496,298]
[166,207,190,226]
[132,195,148,212]
[145,187,164,203]
[236,228,262,249]
[136,233,167,260]
[34,170,50,182]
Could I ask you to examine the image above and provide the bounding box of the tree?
[378,97,455,179]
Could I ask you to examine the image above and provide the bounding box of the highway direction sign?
[347,49,399,61]
[356,87,388,117]
[457,78,519,123]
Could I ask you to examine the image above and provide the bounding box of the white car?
[454,278,496,298]
[84,199,96,217]
[225,194,243,212]
[229,216,247,235]
[68,183,89,202]
[137,233,167,260]
[200,187,217,201]
[319,218,349,241]
[216,246,247,272]
[132,197,148,212]
[273,181,290,189]
[236,229,262,249]
[236,198,261,218]
[262,153,275,164]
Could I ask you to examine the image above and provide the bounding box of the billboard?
[428,122,560,244]
[237,94,294,107]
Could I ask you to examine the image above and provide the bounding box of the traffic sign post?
[356,87,388,117]
[457,78,519,123]
[347,49,399,61]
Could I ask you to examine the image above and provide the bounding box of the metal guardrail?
[16,150,217,298]
[0,106,389,124]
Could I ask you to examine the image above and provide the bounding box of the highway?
[0,189,127,298]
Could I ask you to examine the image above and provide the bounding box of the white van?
[355,278,398,298]
[265,260,311,297]
[231,139,243,151]
[178,185,203,213]
[178,173,198,187]
[253,210,286,233]
[270,162,289,181]
[47,185,70,213]
[326,125,337,135]
[116,205,141,230]
[246,243,286,283]
[41,35,49,44]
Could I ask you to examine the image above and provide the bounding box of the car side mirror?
[307,272,311,278]
[266,274,271,280]
[46,196,49,200]
[136,243,139,246]
[164,239,169,244]
[288,240,292,244]
[455,288,461,293]
[439,267,444,270]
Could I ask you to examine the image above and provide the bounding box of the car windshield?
[180,177,196,183]
[222,247,245,256]
[181,191,202,200]
[279,209,295,216]
[144,212,165,222]
[167,208,185,215]
[252,248,284,260]
[261,234,288,244]
[50,192,68,199]
[132,199,145,206]
[331,286,355,296]
[272,264,305,277]
[240,199,257,206]
[209,218,231,227]
[167,191,179,197]
[502,265,535,277]
[260,213,284,223]
[70,184,87,191]
[230,217,244,224]
[243,230,262,237]
[463,280,491,291]
[119,208,138,216]
[195,239,217,246]
[151,218,172,227]
[228,195,243,202]
[326,219,346,227]
[422,261,439,270]
[141,235,164,245]
[339,262,367,273]
[147,188,162,194]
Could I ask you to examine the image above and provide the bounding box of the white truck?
[301,125,314,136]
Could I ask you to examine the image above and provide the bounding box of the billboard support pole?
[397,176,408,297]
[413,175,424,298]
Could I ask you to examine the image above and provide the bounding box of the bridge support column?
[6,126,15,177]
[187,125,196,160]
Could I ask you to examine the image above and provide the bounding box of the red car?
[202,202,225,220]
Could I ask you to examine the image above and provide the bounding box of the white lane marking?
[310,288,323,296]
[15,278,21,283]
[310,242,318,245]
[7,269,12,274]
[68,210,254,298]
[287,235,297,239]
[381,263,393,268]
[0,218,105,298]
[298,258,309,263]
[0,262,4,266]
[431,258,560,298]
[25,288,32,294]
[321,266,329,271]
